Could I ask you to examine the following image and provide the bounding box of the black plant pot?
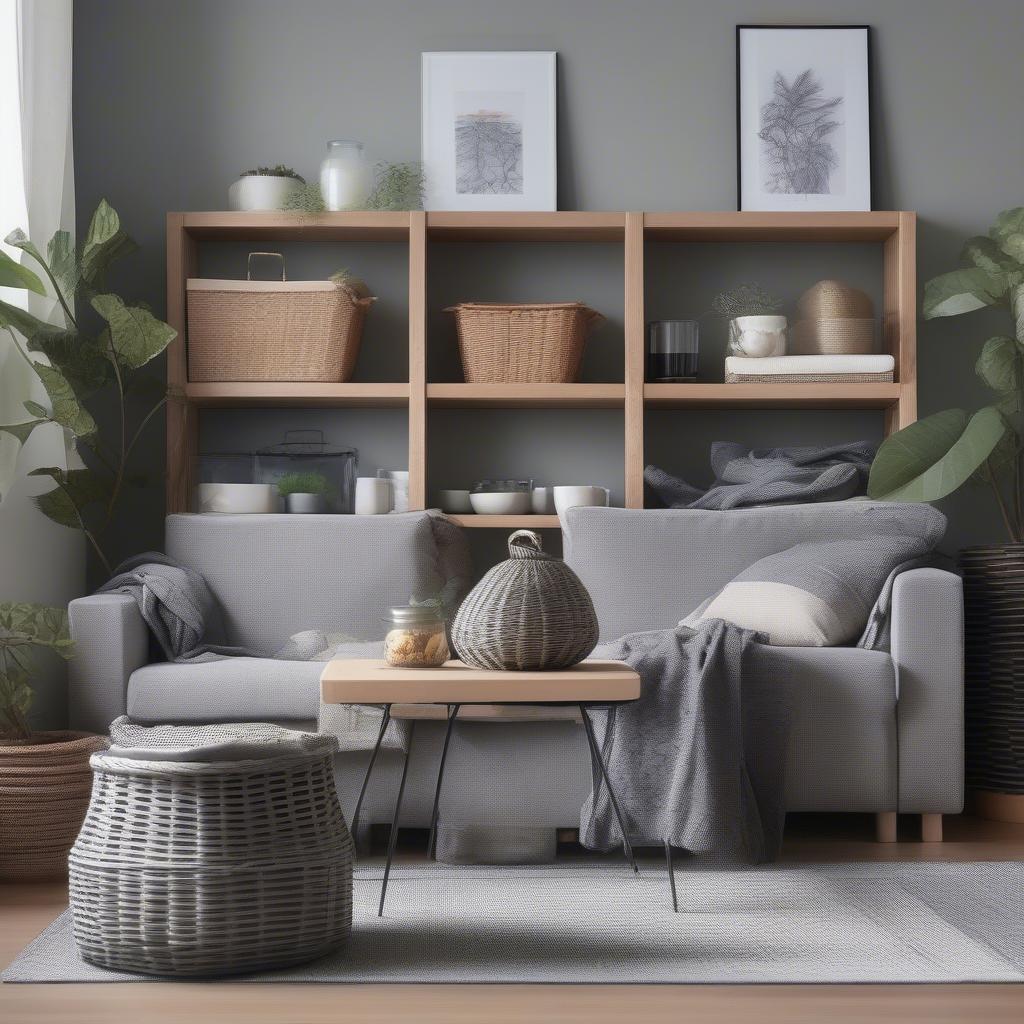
[960,544,1024,821]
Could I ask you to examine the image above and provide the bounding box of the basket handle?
[508,529,543,555]
[247,252,286,282]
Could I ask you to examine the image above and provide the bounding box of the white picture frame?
[422,51,557,211]
[737,26,872,212]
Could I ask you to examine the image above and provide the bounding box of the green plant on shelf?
[364,162,425,212]
[710,282,784,319]
[277,471,331,497]
[282,182,326,214]
[240,165,305,182]
[868,205,1024,542]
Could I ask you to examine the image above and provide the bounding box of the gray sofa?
[68,502,964,854]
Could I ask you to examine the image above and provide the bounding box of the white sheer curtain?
[0,0,82,725]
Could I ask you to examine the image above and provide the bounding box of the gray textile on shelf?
[645,441,876,509]
[582,620,792,862]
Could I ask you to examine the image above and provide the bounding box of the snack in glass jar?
[384,605,449,668]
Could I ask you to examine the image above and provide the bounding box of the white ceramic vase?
[727,315,788,358]
[227,175,301,211]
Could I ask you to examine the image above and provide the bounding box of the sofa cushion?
[165,511,470,654]
[562,502,946,641]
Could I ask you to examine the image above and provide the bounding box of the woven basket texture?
[961,545,1024,794]
[451,530,599,671]
[790,318,876,355]
[796,279,874,319]
[68,748,353,976]
[0,731,108,881]
[187,279,374,382]
[725,370,893,384]
[448,302,603,383]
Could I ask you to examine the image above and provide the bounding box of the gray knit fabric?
[106,715,338,762]
[582,619,793,862]
[645,441,875,509]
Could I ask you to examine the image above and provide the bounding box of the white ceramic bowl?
[437,489,473,513]
[553,485,610,517]
[197,483,277,514]
[469,491,532,515]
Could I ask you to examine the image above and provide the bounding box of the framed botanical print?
[737,26,872,212]
[421,51,557,211]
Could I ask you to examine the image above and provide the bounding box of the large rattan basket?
[68,742,353,977]
[451,530,599,670]
[187,253,375,383]
[447,302,603,383]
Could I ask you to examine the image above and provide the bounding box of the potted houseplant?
[867,205,1024,820]
[228,165,305,211]
[277,470,331,513]
[0,603,107,879]
[0,199,176,876]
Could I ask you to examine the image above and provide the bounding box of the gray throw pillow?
[681,534,931,646]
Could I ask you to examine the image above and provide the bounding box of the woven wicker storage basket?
[69,746,353,977]
[447,302,603,383]
[792,279,876,355]
[451,530,599,671]
[187,254,374,382]
[0,731,108,881]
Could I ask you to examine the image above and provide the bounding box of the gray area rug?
[5,861,1024,984]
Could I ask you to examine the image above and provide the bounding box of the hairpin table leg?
[378,720,417,917]
[665,840,678,912]
[428,703,461,859]
[579,705,638,875]
[350,704,391,838]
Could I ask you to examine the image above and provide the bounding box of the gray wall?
[73,0,1024,565]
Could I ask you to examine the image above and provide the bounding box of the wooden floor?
[2,813,1022,1024]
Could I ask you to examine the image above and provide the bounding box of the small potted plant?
[277,471,332,513]
[0,603,108,879]
[228,165,305,211]
[712,282,787,358]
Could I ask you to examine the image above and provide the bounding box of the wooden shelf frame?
[165,210,917,523]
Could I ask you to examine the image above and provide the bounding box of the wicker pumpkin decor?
[451,530,599,671]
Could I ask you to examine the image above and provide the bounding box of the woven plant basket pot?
[961,545,1024,815]
[187,260,375,382]
[447,302,603,384]
[451,530,599,671]
[0,731,108,881]
[69,747,353,977]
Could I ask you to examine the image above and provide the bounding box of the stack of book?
[724,354,895,384]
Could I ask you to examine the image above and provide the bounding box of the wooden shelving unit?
[166,210,917,524]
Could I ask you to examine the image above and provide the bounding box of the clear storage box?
[254,430,358,514]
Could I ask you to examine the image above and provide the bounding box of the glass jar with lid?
[320,140,371,211]
[384,605,450,668]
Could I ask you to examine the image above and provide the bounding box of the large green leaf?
[962,235,1023,280]
[991,207,1024,263]
[976,335,1021,392]
[0,419,46,446]
[0,602,72,655]
[868,406,1007,503]
[79,200,138,290]
[29,467,109,530]
[0,250,45,295]
[0,298,66,345]
[34,365,97,438]
[46,229,79,307]
[923,268,1008,319]
[26,329,112,396]
[91,293,176,370]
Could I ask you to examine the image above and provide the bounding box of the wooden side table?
[320,659,647,916]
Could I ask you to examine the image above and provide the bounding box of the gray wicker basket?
[68,744,353,977]
[451,530,599,670]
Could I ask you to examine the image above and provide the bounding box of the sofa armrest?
[891,567,964,814]
[68,594,149,735]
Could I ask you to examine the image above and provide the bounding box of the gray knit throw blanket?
[645,441,875,510]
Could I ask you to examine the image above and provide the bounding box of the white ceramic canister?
[553,486,610,517]
[727,315,788,358]
[354,477,393,515]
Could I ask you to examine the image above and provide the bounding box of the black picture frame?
[736,25,873,212]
